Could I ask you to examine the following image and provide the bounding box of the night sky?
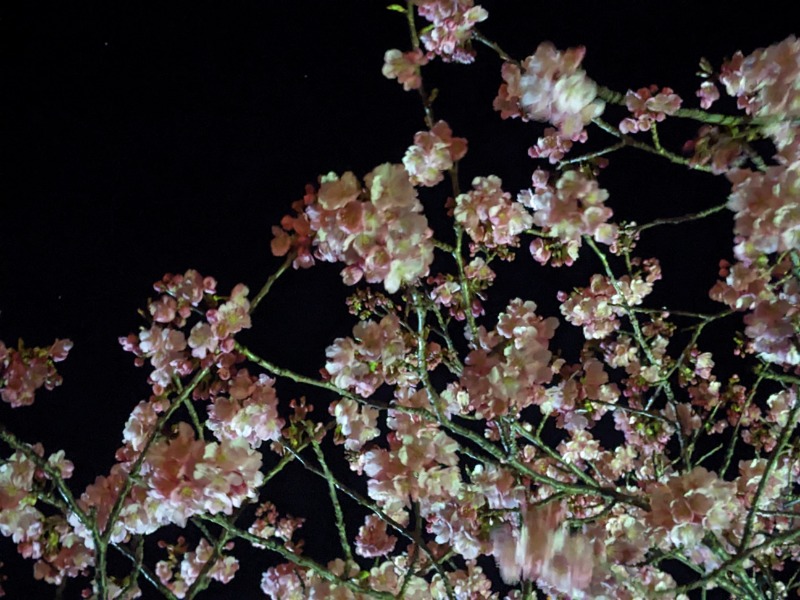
[1,1,796,597]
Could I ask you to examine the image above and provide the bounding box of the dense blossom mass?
[3,3,800,599]
[494,42,605,143]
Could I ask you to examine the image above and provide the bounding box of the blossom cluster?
[452,298,558,420]
[720,35,800,148]
[619,85,682,134]
[402,120,467,187]
[452,175,533,253]
[273,164,435,294]
[558,258,662,339]
[324,312,423,397]
[520,169,617,266]
[0,337,72,407]
[156,537,239,599]
[4,12,800,600]
[119,270,252,394]
[726,146,800,262]
[413,0,488,64]
[494,42,605,142]
[0,445,91,587]
[711,257,800,365]
[428,256,496,320]
[645,466,740,551]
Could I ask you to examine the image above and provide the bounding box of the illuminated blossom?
[0,338,72,408]
[355,514,397,557]
[141,423,263,527]
[696,81,720,109]
[403,121,467,187]
[559,259,661,339]
[324,313,412,397]
[646,466,740,549]
[207,370,284,448]
[519,169,617,256]
[711,258,800,366]
[206,284,252,340]
[156,537,238,598]
[726,157,800,262]
[528,127,574,163]
[382,48,428,91]
[303,165,434,293]
[720,35,800,148]
[459,299,557,420]
[494,42,605,141]
[453,175,533,252]
[414,0,488,64]
[330,397,380,451]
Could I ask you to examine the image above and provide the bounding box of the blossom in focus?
[414,0,488,64]
[494,42,605,141]
[726,153,800,261]
[519,169,617,261]
[453,175,533,252]
[142,422,263,528]
[528,127,574,164]
[206,283,252,340]
[402,120,467,186]
[324,313,415,397]
[305,165,435,293]
[559,259,661,339]
[331,397,380,451]
[458,298,557,420]
[207,370,285,448]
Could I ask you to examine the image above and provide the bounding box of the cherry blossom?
[355,514,397,557]
[0,338,72,407]
[519,169,617,263]
[719,35,800,148]
[382,48,428,91]
[414,0,488,64]
[494,42,605,141]
[453,175,533,252]
[402,120,467,187]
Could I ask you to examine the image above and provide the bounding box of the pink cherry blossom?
[620,85,682,133]
[0,338,72,407]
[414,0,488,64]
[402,120,467,187]
[207,370,285,448]
[719,35,800,148]
[494,42,605,141]
[330,397,380,451]
[519,169,617,256]
[646,466,740,549]
[382,48,428,91]
[696,81,720,109]
[453,175,533,252]
[156,537,238,598]
[355,514,397,557]
[301,165,434,293]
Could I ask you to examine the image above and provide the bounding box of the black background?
[1,1,795,597]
